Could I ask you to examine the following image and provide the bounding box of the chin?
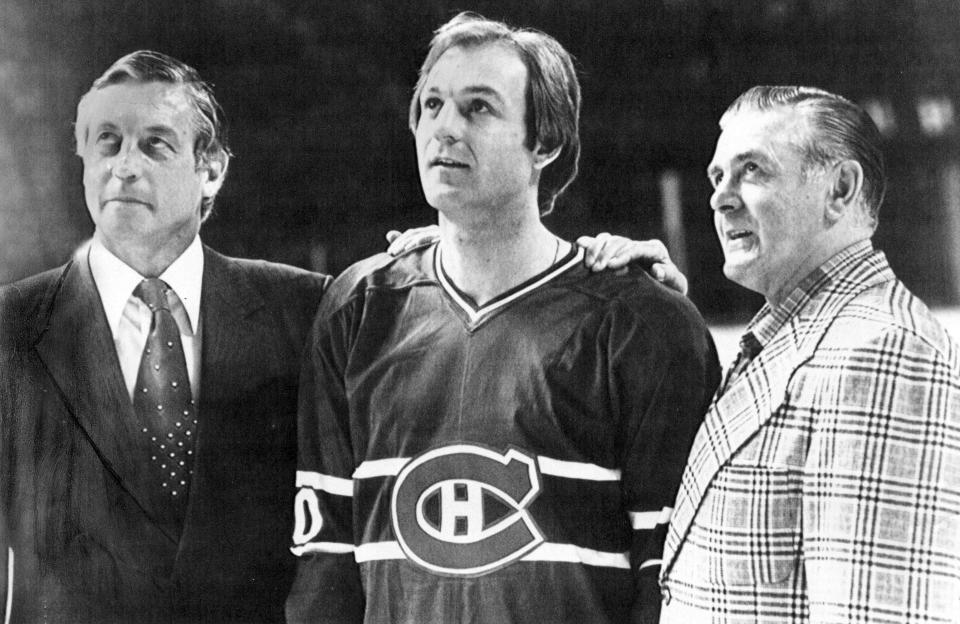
[426,190,467,212]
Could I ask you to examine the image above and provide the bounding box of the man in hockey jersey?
[287,12,720,623]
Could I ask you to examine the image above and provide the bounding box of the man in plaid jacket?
[647,86,960,622]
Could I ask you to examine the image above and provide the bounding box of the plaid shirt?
[660,241,960,623]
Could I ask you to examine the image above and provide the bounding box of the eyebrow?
[425,84,505,105]
[88,122,182,143]
[706,149,772,177]
[144,125,181,140]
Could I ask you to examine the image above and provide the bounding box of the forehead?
[710,107,808,168]
[78,81,195,136]
[425,43,528,101]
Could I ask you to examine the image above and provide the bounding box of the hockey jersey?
[288,243,719,623]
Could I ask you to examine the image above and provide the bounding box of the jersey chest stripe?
[353,540,630,570]
[537,457,621,481]
[290,541,355,556]
[296,470,353,496]
[353,457,411,479]
[355,541,405,562]
[522,543,630,569]
[352,455,619,482]
[629,507,674,529]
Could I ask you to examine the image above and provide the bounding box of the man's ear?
[532,143,562,171]
[826,159,864,222]
[201,154,229,199]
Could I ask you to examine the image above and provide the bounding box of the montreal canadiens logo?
[391,444,543,576]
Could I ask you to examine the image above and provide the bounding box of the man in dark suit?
[0,51,330,623]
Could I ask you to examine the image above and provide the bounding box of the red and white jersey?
[288,243,719,624]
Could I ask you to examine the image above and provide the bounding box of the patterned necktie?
[718,331,763,397]
[132,278,196,513]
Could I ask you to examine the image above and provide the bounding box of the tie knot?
[135,278,172,312]
[738,331,762,361]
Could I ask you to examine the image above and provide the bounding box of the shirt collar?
[158,235,204,333]
[88,235,204,335]
[745,239,875,349]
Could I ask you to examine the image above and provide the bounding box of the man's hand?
[576,233,688,295]
[386,226,441,255]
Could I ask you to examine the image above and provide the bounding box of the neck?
[437,210,566,306]
[764,229,872,307]
[96,229,197,278]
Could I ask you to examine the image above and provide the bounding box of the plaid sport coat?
[660,243,960,623]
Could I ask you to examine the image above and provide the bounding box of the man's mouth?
[726,229,752,241]
[429,157,468,169]
[103,197,151,208]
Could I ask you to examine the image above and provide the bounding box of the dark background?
[3,0,959,320]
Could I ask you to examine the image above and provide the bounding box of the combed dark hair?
[722,85,886,222]
[409,12,581,216]
[75,50,231,220]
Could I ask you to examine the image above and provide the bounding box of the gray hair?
[721,85,886,222]
[75,50,231,221]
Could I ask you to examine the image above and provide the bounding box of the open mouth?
[726,229,752,241]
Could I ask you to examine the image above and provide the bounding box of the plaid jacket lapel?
[662,249,896,577]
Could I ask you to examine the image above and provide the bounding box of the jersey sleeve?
[611,294,721,622]
[285,295,365,624]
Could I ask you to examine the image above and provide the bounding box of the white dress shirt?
[88,236,204,401]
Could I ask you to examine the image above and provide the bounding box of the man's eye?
[142,136,175,156]
[423,97,442,111]
[468,100,490,114]
[744,162,759,174]
[710,172,723,187]
[147,137,172,149]
[95,133,120,154]
[95,132,119,146]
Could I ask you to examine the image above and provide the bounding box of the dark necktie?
[718,331,763,397]
[132,278,196,514]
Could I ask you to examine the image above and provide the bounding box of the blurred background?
[3,0,960,358]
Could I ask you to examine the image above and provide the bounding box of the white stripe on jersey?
[536,456,622,481]
[350,540,630,570]
[628,506,673,530]
[522,543,630,569]
[353,457,411,479]
[290,541,355,557]
[349,455,621,482]
[355,541,405,562]
[5,548,13,624]
[296,470,353,496]
[638,558,662,571]
[436,246,585,323]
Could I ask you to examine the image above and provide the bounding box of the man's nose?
[433,102,464,143]
[710,179,741,213]
[111,147,143,180]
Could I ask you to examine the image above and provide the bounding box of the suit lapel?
[195,246,268,407]
[662,331,803,569]
[33,256,180,543]
[186,248,270,513]
[662,254,896,574]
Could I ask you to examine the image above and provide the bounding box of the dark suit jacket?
[0,245,330,623]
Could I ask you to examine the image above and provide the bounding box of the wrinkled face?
[707,107,831,304]
[77,82,219,255]
[415,43,539,219]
